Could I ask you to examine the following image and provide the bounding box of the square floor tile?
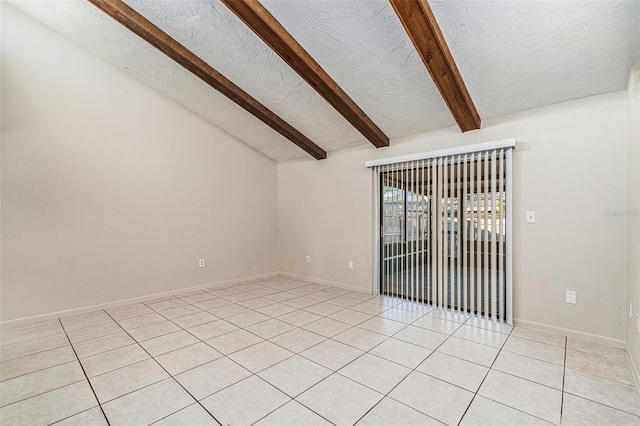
[201,376,290,425]
[304,302,344,316]
[89,358,169,403]
[225,311,271,328]
[357,317,406,336]
[156,305,201,320]
[502,336,565,365]
[378,308,425,324]
[301,339,364,371]
[303,318,352,338]
[66,322,121,344]
[394,326,448,350]
[453,325,509,348]
[492,350,564,390]
[329,309,373,326]
[465,317,513,335]
[107,304,154,321]
[194,298,234,311]
[171,312,217,329]
[459,396,549,426]
[254,400,331,426]
[566,349,635,385]
[80,344,149,378]
[1,345,76,381]
[256,303,298,318]
[333,327,387,351]
[0,334,69,362]
[357,397,441,426]
[205,329,263,355]
[147,298,188,312]
[270,328,325,353]
[102,378,194,425]
[139,330,199,357]
[228,341,294,373]
[61,312,113,331]
[478,369,562,423]
[510,326,566,347]
[369,338,432,369]
[339,353,411,394]
[174,357,250,400]
[207,304,250,319]
[283,297,319,309]
[297,374,383,426]
[177,292,216,304]
[350,302,389,315]
[154,403,218,425]
[245,319,296,340]
[564,368,640,415]
[389,371,474,425]
[417,352,488,392]
[187,320,238,340]
[0,381,98,426]
[240,294,279,306]
[437,337,499,367]
[0,361,85,407]
[427,309,469,323]
[154,342,222,375]
[127,321,181,342]
[279,310,323,327]
[55,406,108,425]
[72,332,134,359]
[118,312,166,331]
[561,393,640,425]
[258,355,331,397]
[412,315,463,336]
[566,337,627,363]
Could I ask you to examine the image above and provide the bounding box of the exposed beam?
[221,0,389,148]
[389,0,481,132]
[87,0,326,160]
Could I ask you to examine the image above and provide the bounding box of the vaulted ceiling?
[9,0,640,162]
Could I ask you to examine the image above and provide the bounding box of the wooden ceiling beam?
[87,0,327,160]
[389,0,481,132]
[221,0,389,148]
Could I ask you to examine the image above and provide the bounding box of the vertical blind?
[369,140,514,323]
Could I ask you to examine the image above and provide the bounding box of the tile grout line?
[351,307,473,425]
[455,318,515,426]
[101,309,223,426]
[57,318,111,426]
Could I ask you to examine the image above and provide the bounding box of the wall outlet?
[305,255,310,263]
[199,259,205,268]
[565,291,577,304]
[348,260,354,269]
[630,302,633,319]
[526,211,536,224]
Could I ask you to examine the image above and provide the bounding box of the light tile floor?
[1,276,639,425]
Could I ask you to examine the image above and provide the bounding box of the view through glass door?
[379,152,508,319]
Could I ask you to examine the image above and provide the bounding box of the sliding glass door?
[377,148,511,322]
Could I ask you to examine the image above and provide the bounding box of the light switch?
[526,211,536,224]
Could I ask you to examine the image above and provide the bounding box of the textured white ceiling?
[8,1,640,162]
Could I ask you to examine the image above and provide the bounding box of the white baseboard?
[514,318,626,349]
[1,271,279,329]
[627,344,640,391]
[277,271,371,295]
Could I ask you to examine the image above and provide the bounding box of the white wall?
[626,67,640,376]
[279,91,628,342]
[0,4,278,321]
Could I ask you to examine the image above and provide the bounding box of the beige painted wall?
[626,67,640,372]
[279,91,628,341]
[0,4,278,321]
